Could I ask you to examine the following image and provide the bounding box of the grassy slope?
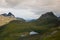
[0,20,48,40]
[0,16,16,26]
[19,26,60,40]
[0,21,60,40]
[0,20,60,40]
[42,26,60,40]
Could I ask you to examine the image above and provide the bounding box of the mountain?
[36,12,58,27]
[26,19,36,22]
[0,12,16,26]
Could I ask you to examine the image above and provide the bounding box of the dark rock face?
[7,12,15,17]
[1,13,8,16]
[1,12,15,17]
[39,12,57,19]
[36,12,58,26]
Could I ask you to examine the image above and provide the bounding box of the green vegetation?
[0,20,47,40]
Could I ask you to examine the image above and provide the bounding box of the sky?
[0,0,60,20]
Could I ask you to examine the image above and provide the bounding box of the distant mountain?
[26,19,37,22]
[16,17,25,22]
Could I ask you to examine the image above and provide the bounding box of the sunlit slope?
[0,15,16,26]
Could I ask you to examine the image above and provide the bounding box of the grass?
[0,20,60,40]
[0,20,45,40]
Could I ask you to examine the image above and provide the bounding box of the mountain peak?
[1,12,15,17]
[7,12,15,17]
[37,12,58,26]
[39,12,57,19]
[41,12,56,17]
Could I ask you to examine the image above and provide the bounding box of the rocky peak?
[37,12,58,25]
[43,12,54,16]
[7,12,15,17]
[1,12,15,17]
[40,12,57,18]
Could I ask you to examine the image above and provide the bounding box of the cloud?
[5,0,25,7]
[0,8,39,20]
[0,0,59,11]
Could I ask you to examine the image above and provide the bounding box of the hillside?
[0,15,16,26]
[0,12,60,40]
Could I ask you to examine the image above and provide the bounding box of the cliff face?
[0,12,16,26]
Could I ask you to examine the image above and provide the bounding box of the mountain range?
[0,12,60,40]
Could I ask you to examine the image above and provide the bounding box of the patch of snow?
[29,31,39,35]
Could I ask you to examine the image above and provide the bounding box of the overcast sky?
[0,0,60,20]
